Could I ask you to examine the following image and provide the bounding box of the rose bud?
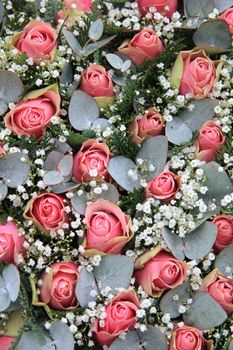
[169,324,213,350]
[0,221,25,265]
[118,28,164,65]
[200,269,233,315]
[73,140,112,183]
[134,247,188,297]
[5,85,60,139]
[212,215,233,253]
[146,170,181,201]
[24,193,66,233]
[129,108,164,144]
[0,336,14,350]
[93,290,140,346]
[40,262,79,310]
[83,199,133,255]
[196,121,225,162]
[57,0,93,27]
[220,7,233,35]
[11,20,57,61]
[137,0,178,18]
[171,49,222,99]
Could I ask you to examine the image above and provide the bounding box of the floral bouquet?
[0,0,233,349]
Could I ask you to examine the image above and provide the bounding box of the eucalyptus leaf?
[160,281,191,318]
[184,292,227,329]
[136,136,168,181]
[96,183,119,203]
[0,2,4,24]
[106,53,124,70]
[44,170,64,186]
[229,340,233,350]
[17,331,55,350]
[54,140,71,155]
[51,182,79,194]
[69,91,99,131]
[215,243,233,277]
[88,19,104,41]
[71,191,89,215]
[0,180,8,201]
[0,277,11,312]
[162,227,185,260]
[184,0,214,19]
[121,60,131,72]
[0,70,24,115]
[0,152,30,188]
[58,154,73,177]
[82,35,116,56]
[44,151,64,171]
[193,19,232,54]
[91,118,112,131]
[60,61,73,85]
[166,118,193,146]
[214,0,233,13]
[108,156,142,192]
[49,321,74,350]
[62,29,83,56]
[75,267,99,307]
[2,264,20,302]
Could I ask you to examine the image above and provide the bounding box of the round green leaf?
[184,0,214,19]
[75,267,99,307]
[71,191,89,215]
[214,0,233,13]
[58,154,73,177]
[2,264,20,302]
[91,118,112,131]
[0,70,24,115]
[43,170,64,186]
[17,331,55,350]
[215,243,233,277]
[166,118,193,145]
[0,180,8,201]
[162,227,185,260]
[62,29,83,57]
[88,19,104,41]
[0,152,30,188]
[106,53,124,70]
[51,182,79,194]
[0,277,11,312]
[44,151,64,171]
[60,61,74,86]
[49,321,74,350]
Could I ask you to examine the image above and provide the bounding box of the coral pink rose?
[84,199,133,255]
[220,7,233,35]
[57,0,93,26]
[5,85,60,139]
[0,221,25,265]
[196,121,225,162]
[0,336,14,350]
[169,325,213,350]
[73,140,112,183]
[40,262,79,310]
[134,248,188,296]
[79,64,114,97]
[137,0,178,18]
[24,193,66,232]
[118,28,164,65]
[129,108,164,144]
[146,170,181,201]
[201,270,233,315]
[14,20,57,61]
[93,290,140,346]
[171,50,222,99]
[212,215,233,253]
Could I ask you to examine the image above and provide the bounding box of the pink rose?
[40,262,79,310]
[84,199,133,255]
[57,0,93,26]
[220,7,233,35]
[169,325,213,350]
[134,248,188,296]
[14,20,57,61]
[129,107,165,144]
[0,221,25,265]
[79,64,114,97]
[212,215,233,253]
[201,270,233,315]
[118,28,164,65]
[196,121,225,162]
[5,85,60,139]
[146,170,181,201]
[64,0,93,11]
[73,140,112,183]
[0,336,14,350]
[93,290,140,346]
[24,193,66,232]
[137,0,178,18]
[171,50,222,99]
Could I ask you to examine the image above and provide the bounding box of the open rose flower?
[220,7,233,35]
[0,221,25,265]
[12,20,57,61]
[129,108,164,144]
[169,324,213,350]
[171,49,222,99]
[146,170,181,201]
[212,215,233,252]
[118,28,164,65]
[201,269,233,315]
[83,199,133,255]
[0,336,14,350]
[137,0,178,18]
[73,140,111,183]
[40,262,79,310]
[5,85,60,139]
[24,193,66,232]
[93,290,140,346]
[57,0,93,27]
[196,121,225,162]
[134,247,188,297]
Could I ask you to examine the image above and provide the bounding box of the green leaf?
[0,71,24,115]
[215,243,233,277]
[0,180,8,201]
[193,19,232,54]
[0,277,11,312]
[0,2,4,24]
[82,35,116,56]
[62,29,83,57]
[60,62,73,85]
[214,0,233,13]
[109,326,168,350]
[88,19,104,41]
[75,267,99,307]
[184,0,214,19]
[0,152,30,188]
[17,331,55,350]
[166,118,193,146]
[44,151,64,171]
[106,53,124,70]
[91,118,112,131]
[69,91,99,131]
[229,340,233,350]
[49,321,74,350]
[43,170,64,186]
[162,227,185,260]
[51,182,79,194]
[184,292,227,329]
[2,264,20,302]
[58,154,73,177]
[66,131,88,146]
[71,191,89,215]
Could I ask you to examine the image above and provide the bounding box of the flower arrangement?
[0,0,233,349]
